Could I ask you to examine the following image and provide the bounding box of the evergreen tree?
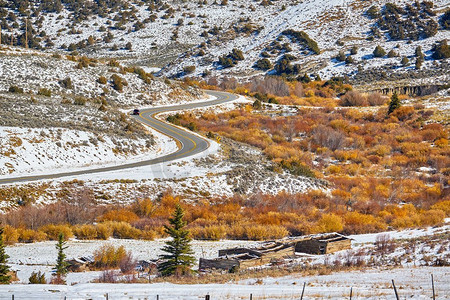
[388,92,401,115]
[54,233,69,278]
[0,228,11,284]
[158,204,195,277]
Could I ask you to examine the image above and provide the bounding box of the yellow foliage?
[73,224,98,240]
[2,225,19,245]
[96,223,113,240]
[39,224,73,240]
[435,138,448,148]
[317,213,344,233]
[99,209,140,223]
[344,212,387,234]
[17,228,47,243]
[93,244,127,269]
[103,221,142,239]
[419,209,444,226]
[431,200,450,216]
[326,165,341,175]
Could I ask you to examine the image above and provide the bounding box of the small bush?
[74,96,87,106]
[17,228,47,243]
[401,56,409,66]
[98,76,107,84]
[254,58,273,70]
[9,86,24,93]
[73,224,98,240]
[39,224,73,240]
[367,93,387,106]
[38,88,52,97]
[102,221,142,239]
[29,271,46,284]
[96,223,113,240]
[373,45,386,57]
[3,225,19,245]
[59,77,73,89]
[93,244,127,269]
[183,65,196,74]
[341,91,368,106]
[111,74,127,92]
[119,252,137,274]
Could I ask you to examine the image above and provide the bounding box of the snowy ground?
[0,266,449,300]
[1,222,449,299]
[0,126,176,179]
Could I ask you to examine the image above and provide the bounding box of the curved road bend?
[0,90,238,185]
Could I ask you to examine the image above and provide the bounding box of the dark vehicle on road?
[132,109,140,115]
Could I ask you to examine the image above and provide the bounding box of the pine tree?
[388,92,401,115]
[158,204,195,277]
[54,233,69,278]
[0,228,11,284]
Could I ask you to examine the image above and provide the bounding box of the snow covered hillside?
[1,0,448,86]
[0,46,204,178]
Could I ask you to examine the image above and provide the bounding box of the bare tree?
[311,125,346,151]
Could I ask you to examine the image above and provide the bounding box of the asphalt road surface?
[0,90,237,185]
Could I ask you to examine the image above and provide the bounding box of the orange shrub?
[418,209,444,226]
[431,200,450,216]
[343,212,387,234]
[317,213,344,233]
[99,209,140,223]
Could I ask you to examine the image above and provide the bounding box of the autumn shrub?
[431,200,450,216]
[140,230,157,240]
[2,225,19,245]
[244,225,289,240]
[29,271,46,284]
[104,221,142,239]
[37,88,52,97]
[39,224,73,240]
[418,209,445,226]
[73,224,98,240]
[343,212,387,234]
[96,223,113,240]
[191,225,227,240]
[367,93,387,106]
[317,213,344,233]
[99,209,140,223]
[17,228,47,243]
[119,251,137,274]
[93,244,127,269]
[9,85,24,93]
[340,91,368,106]
[98,76,107,84]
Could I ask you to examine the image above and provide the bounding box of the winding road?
[0,90,237,185]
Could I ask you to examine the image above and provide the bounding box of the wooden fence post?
[392,280,399,300]
[350,287,353,300]
[157,295,159,300]
[106,293,109,300]
[300,282,306,300]
[205,295,210,300]
[250,293,252,300]
[431,274,435,300]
